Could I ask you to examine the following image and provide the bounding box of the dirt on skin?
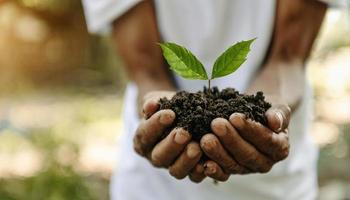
[159,87,271,142]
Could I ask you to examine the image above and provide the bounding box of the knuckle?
[240,168,251,174]
[135,125,147,144]
[169,167,185,180]
[133,136,145,156]
[189,177,202,183]
[280,144,290,160]
[267,134,277,152]
[221,175,230,182]
[259,164,273,173]
[133,143,144,156]
[151,160,163,168]
[285,132,290,139]
[268,132,275,144]
[242,151,259,167]
[225,162,241,174]
[193,164,204,174]
[134,130,142,142]
[142,99,151,111]
[150,153,164,168]
[189,170,204,183]
[275,141,290,161]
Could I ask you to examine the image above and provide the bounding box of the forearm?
[248,0,327,111]
[112,1,175,95]
[248,60,305,111]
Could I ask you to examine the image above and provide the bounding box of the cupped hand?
[200,105,291,182]
[133,91,206,183]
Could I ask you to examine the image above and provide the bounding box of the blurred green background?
[0,0,349,199]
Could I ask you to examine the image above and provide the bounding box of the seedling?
[159,38,255,89]
[158,38,270,142]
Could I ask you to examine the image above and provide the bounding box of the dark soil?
[159,87,271,141]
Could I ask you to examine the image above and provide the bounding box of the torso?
[110,1,318,199]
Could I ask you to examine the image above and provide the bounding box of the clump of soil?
[159,87,271,141]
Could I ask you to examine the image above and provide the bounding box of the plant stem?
[208,79,211,91]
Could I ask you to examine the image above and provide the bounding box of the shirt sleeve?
[82,0,143,34]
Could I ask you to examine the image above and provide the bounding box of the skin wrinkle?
[169,142,202,179]
[228,115,276,172]
[202,124,248,174]
[204,161,230,181]
[189,164,206,183]
[151,130,176,167]
[213,117,263,171]
[151,129,187,167]
[236,116,289,162]
[114,0,326,182]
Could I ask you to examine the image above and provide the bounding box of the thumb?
[142,91,175,119]
[265,104,291,132]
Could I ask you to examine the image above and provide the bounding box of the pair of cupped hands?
[133,91,291,183]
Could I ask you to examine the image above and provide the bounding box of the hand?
[133,91,206,183]
[200,105,291,182]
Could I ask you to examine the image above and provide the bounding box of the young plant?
[159,38,255,89]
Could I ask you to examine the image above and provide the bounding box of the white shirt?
[82,1,318,199]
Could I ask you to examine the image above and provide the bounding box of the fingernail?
[216,123,227,136]
[159,112,174,124]
[234,113,245,118]
[230,113,245,127]
[231,113,246,121]
[206,163,216,175]
[187,146,200,158]
[174,130,189,144]
[275,111,283,132]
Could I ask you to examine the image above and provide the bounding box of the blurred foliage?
[0,131,109,200]
[0,92,121,200]
[312,10,350,60]
[0,0,123,195]
[0,0,127,94]
[318,123,350,183]
[0,1,349,199]
[16,0,81,17]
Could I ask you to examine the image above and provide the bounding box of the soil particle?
[159,87,271,141]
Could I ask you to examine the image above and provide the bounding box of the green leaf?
[211,38,256,79]
[159,42,208,80]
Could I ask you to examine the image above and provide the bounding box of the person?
[82,0,327,199]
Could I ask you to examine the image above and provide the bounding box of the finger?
[151,128,191,167]
[189,164,206,183]
[204,160,230,182]
[211,117,273,173]
[200,133,247,174]
[142,98,159,119]
[265,105,291,132]
[169,142,202,179]
[229,113,289,162]
[143,91,175,118]
[134,109,175,156]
